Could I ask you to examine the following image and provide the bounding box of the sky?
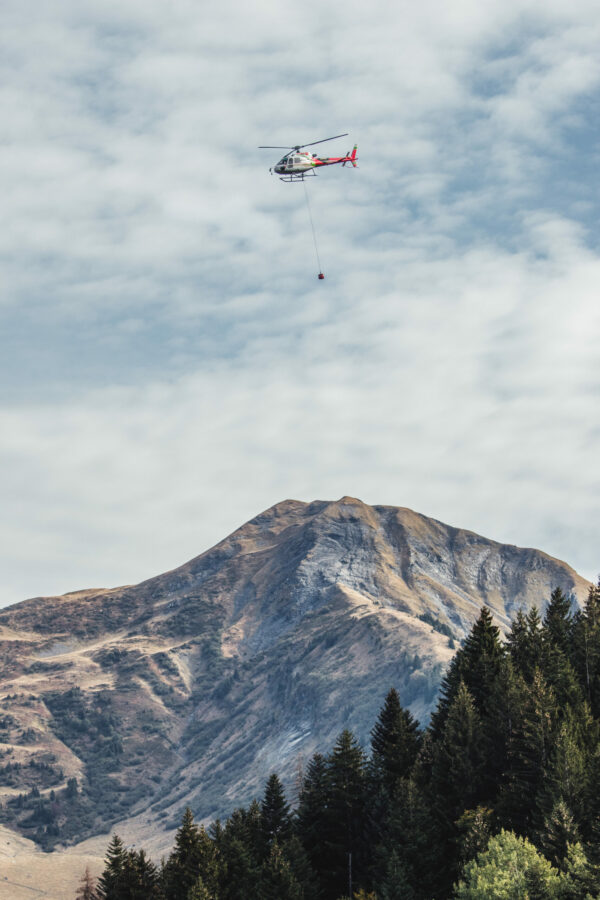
[1,0,599,607]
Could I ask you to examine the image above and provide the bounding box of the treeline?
[80,583,600,899]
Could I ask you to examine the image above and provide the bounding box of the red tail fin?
[343,145,358,168]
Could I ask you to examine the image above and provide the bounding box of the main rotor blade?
[297,133,348,149]
[258,133,349,150]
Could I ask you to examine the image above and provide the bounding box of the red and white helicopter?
[259,133,358,182]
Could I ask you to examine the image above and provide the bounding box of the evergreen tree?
[507,607,545,684]
[296,752,330,887]
[322,730,367,900]
[258,841,303,900]
[572,583,600,718]
[456,806,494,866]
[430,681,486,896]
[217,805,262,900]
[280,835,320,900]
[372,779,436,900]
[218,836,260,900]
[96,834,126,900]
[135,849,161,899]
[118,851,144,900]
[225,799,263,861]
[538,799,581,869]
[499,669,556,836]
[536,715,587,829]
[162,808,203,900]
[430,681,485,828]
[583,741,600,853]
[187,878,211,900]
[506,609,531,678]
[431,606,504,739]
[559,841,600,898]
[543,588,574,657]
[261,773,292,848]
[370,687,421,793]
[194,825,220,897]
[377,849,415,900]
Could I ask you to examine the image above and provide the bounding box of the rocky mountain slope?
[0,497,590,852]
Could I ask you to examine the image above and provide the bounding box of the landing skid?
[279,170,318,182]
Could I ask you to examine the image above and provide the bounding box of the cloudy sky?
[1,0,599,607]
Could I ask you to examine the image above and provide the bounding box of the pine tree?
[194,825,220,897]
[372,779,436,900]
[75,866,99,900]
[431,681,485,827]
[543,588,574,656]
[507,607,544,683]
[258,841,303,900]
[370,687,421,793]
[572,583,600,718]
[376,849,415,900]
[162,808,203,900]
[559,841,600,898]
[118,851,144,900]
[430,606,504,738]
[321,730,367,900]
[582,741,600,852]
[218,836,260,900]
[280,835,320,900]
[96,834,126,900]
[506,609,530,678]
[296,752,330,888]
[456,806,494,866]
[536,714,587,829]
[261,773,292,849]
[135,849,161,899]
[217,805,262,900]
[498,668,556,836]
[187,876,211,900]
[222,800,263,862]
[538,799,581,868]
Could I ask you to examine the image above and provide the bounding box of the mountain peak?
[0,499,590,854]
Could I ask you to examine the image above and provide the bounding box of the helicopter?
[259,133,358,182]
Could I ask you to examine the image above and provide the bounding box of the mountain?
[0,497,590,855]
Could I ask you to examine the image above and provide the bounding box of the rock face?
[0,497,590,848]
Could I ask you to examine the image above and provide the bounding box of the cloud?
[0,0,599,604]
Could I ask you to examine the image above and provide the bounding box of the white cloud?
[1,0,599,605]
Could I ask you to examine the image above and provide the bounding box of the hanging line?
[303,179,323,276]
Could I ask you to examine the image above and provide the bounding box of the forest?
[78,581,600,899]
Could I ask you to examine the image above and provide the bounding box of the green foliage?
[322,729,368,898]
[258,840,303,899]
[162,808,206,900]
[370,687,421,793]
[296,752,330,885]
[96,834,126,899]
[453,829,562,899]
[431,681,485,827]
[261,773,292,848]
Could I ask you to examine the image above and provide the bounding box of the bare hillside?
[0,497,590,855]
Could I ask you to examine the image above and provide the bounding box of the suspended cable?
[303,179,324,279]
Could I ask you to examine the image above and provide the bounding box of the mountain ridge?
[0,496,590,860]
